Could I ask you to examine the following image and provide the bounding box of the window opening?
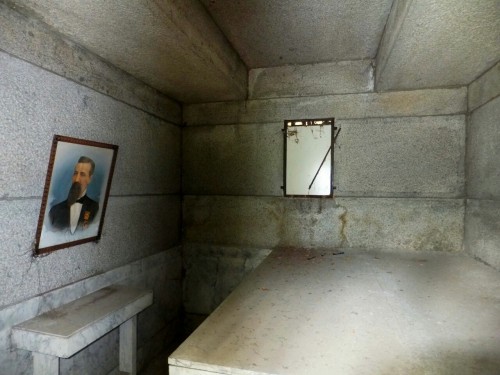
[283,118,339,197]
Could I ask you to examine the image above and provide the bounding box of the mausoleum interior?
[1,1,499,374]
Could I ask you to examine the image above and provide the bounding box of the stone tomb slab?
[169,248,500,375]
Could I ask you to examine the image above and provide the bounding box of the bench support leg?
[119,315,137,375]
[33,352,59,375]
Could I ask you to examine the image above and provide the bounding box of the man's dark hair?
[78,156,95,176]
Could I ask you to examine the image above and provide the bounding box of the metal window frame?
[282,117,336,198]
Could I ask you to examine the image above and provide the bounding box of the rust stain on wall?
[339,208,348,247]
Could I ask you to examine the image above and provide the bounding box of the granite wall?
[465,62,500,269]
[0,4,182,373]
[182,59,468,318]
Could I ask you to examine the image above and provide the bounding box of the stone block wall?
[0,4,182,373]
[465,62,500,269]
[182,60,468,317]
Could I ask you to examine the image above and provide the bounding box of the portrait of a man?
[49,156,99,234]
[35,135,118,255]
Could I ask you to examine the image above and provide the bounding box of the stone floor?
[169,248,500,375]
[140,338,184,375]
[140,352,169,375]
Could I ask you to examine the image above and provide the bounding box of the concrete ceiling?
[376,0,500,91]
[7,0,248,104]
[5,0,500,103]
[200,0,394,68]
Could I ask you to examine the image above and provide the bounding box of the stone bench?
[11,284,153,375]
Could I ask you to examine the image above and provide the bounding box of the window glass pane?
[284,119,334,196]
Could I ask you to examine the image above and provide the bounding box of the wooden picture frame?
[35,135,118,255]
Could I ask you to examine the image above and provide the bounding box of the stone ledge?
[0,2,181,123]
[184,88,466,126]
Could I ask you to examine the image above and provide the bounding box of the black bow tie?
[76,196,86,204]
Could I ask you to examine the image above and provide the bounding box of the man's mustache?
[67,182,82,206]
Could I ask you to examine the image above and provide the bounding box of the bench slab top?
[11,285,152,357]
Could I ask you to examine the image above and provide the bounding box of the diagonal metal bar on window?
[308,127,341,191]
[308,146,331,190]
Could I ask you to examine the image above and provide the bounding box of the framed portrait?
[35,135,118,255]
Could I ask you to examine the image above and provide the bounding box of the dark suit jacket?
[49,195,99,231]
